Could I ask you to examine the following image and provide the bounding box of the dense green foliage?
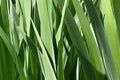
[0,0,120,80]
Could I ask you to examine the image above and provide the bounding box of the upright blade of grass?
[16,26,40,65]
[112,0,120,40]
[23,1,31,77]
[18,0,31,77]
[18,0,31,35]
[84,0,119,79]
[0,27,26,80]
[0,39,16,80]
[57,0,89,61]
[9,0,19,53]
[36,0,56,69]
[72,0,104,74]
[1,0,9,35]
[16,24,49,79]
[57,38,65,80]
[57,0,97,80]
[16,0,20,15]
[56,0,67,44]
[101,0,120,76]
[11,3,19,26]
[19,12,25,44]
[16,26,42,79]
[31,0,36,8]
[23,0,31,36]
[76,58,80,80]
[64,45,78,80]
[31,19,57,80]
[56,0,67,80]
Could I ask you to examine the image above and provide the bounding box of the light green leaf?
[84,0,119,79]
[31,19,57,80]
[101,0,120,76]
[72,0,105,74]
[36,0,56,68]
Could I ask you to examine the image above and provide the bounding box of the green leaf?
[0,38,16,80]
[36,0,56,68]
[84,0,119,79]
[112,0,120,40]
[56,0,67,44]
[57,0,97,80]
[101,0,120,77]
[9,1,19,53]
[1,0,9,35]
[0,27,26,80]
[64,45,77,80]
[31,19,57,80]
[72,0,105,74]
[23,0,31,36]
